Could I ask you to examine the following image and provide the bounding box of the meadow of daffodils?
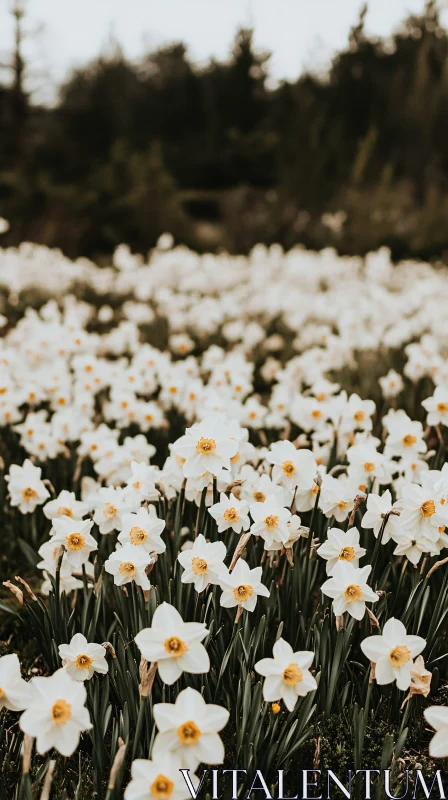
[0,235,448,798]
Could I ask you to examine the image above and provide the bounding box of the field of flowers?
[0,236,448,798]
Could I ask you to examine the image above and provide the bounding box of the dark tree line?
[1,1,448,260]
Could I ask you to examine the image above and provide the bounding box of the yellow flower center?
[339,546,356,561]
[363,462,375,473]
[133,481,141,490]
[196,437,216,455]
[283,663,303,686]
[282,460,296,477]
[129,526,148,545]
[75,654,93,670]
[224,507,239,523]
[164,636,188,658]
[118,561,136,577]
[51,699,72,725]
[264,515,279,531]
[420,500,436,518]
[439,526,445,534]
[311,409,322,419]
[389,645,411,668]
[0,688,4,699]
[22,487,37,501]
[354,410,365,422]
[316,393,326,402]
[103,502,117,519]
[230,452,240,463]
[177,720,201,744]
[403,434,417,447]
[253,491,266,503]
[151,775,175,800]
[271,702,281,714]
[337,500,348,511]
[344,584,362,603]
[437,402,448,413]
[57,506,74,518]
[66,533,85,551]
[311,483,319,496]
[191,557,208,575]
[233,584,253,603]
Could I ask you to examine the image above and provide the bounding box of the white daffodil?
[134,602,209,685]
[6,458,50,514]
[177,534,227,592]
[239,467,290,507]
[51,517,97,569]
[424,706,448,758]
[361,490,396,542]
[152,686,229,771]
[266,441,317,491]
[255,638,317,711]
[266,514,304,551]
[320,561,378,620]
[172,415,238,478]
[361,618,426,690]
[43,489,89,521]
[399,480,448,541]
[422,387,448,427]
[124,753,198,800]
[391,526,439,565]
[318,475,356,522]
[37,539,76,577]
[0,653,32,711]
[340,394,376,434]
[208,492,250,534]
[250,495,291,549]
[104,543,152,589]
[124,461,160,507]
[93,486,132,534]
[58,633,108,681]
[219,559,270,612]
[118,506,166,554]
[294,473,322,513]
[19,668,92,756]
[385,416,427,459]
[40,564,86,596]
[317,526,366,574]
[379,370,403,399]
[346,441,390,487]
[396,457,429,488]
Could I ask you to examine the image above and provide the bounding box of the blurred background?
[1,0,448,261]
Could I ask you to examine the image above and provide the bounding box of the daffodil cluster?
[1,237,448,797]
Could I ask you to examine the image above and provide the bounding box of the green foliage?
[3,8,448,257]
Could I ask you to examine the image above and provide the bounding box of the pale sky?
[0,0,445,101]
